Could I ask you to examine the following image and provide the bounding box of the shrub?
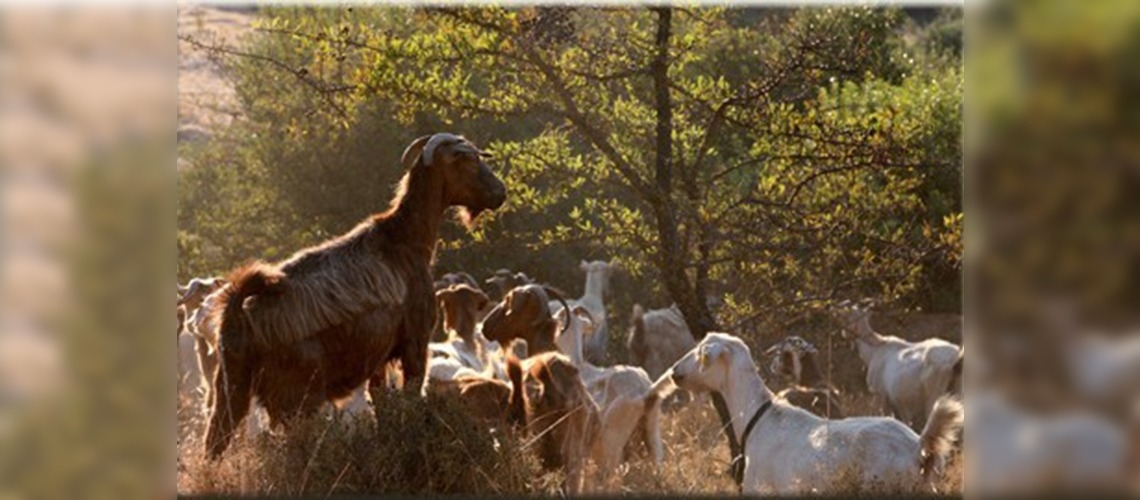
[180,390,547,495]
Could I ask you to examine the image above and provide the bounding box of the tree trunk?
[649,7,718,341]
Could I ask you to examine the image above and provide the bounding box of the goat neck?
[721,361,776,446]
[579,267,610,306]
[380,160,448,260]
[846,315,886,362]
[555,312,587,367]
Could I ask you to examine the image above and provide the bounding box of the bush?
[180,391,547,495]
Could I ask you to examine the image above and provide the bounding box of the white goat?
[177,278,226,416]
[966,388,1135,495]
[183,284,227,402]
[177,320,208,424]
[667,332,962,495]
[554,306,665,486]
[628,303,696,381]
[831,302,960,430]
[177,276,226,315]
[427,332,513,383]
[549,260,616,364]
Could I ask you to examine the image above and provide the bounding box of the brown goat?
[427,373,513,428]
[435,283,491,344]
[507,351,600,495]
[764,336,845,418]
[204,133,507,459]
[481,284,569,356]
[430,275,485,342]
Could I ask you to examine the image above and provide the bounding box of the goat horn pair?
[401,133,490,169]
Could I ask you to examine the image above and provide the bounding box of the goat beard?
[456,206,484,229]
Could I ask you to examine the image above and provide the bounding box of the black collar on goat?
[718,391,773,492]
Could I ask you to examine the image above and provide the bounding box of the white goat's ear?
[698,342,724,371]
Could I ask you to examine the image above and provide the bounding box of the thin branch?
[180,33,353,122]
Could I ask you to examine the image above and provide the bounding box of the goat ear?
[698,343,724,371]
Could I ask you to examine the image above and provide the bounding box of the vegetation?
[175,9,962,495]
[178,5,962,345]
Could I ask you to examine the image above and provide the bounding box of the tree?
[180,5,962,341]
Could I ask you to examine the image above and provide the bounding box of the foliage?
[178,6,962,345]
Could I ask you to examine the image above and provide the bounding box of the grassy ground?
[177,387,961,495]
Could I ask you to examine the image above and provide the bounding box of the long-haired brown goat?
[204,133,507,459]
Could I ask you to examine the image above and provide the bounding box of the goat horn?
[542,285,572,338]
[423,133,463,166]
[401,135,433,170]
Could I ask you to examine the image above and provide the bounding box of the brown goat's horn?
[401,135,434,170]
[543,285,572,338]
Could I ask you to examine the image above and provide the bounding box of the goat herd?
[175,133,976,495]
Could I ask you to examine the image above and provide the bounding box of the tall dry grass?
[178,391,548,495]
[177,385,961,495]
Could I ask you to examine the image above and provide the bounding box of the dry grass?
[179,390,549,495]
[177,387,962,496]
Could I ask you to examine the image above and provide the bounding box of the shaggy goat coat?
[204,134,506,459]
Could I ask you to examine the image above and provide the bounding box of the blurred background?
[0,4,175,498]
[967,0,1140,493]
[0,0,1136,497]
